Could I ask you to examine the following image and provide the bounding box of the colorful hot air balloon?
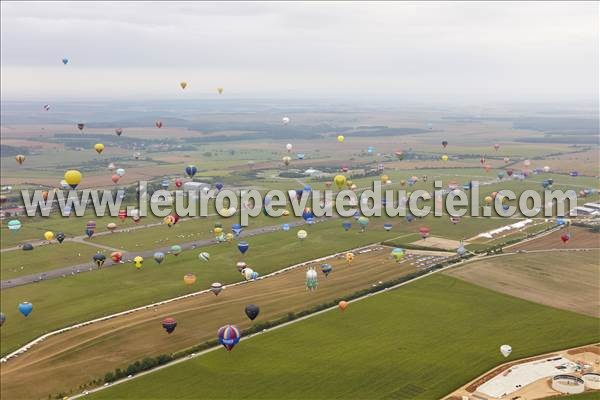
[18,302,33,317]
[7,220,22,232]
[93,253,106,268]
[184,273,197,285]
[338,301,348,311]
[217,325,241,351]
[236,261,247,272]
[15,154,25,165]
[210,282,223,296]
[560,232,570,244]
[198,251,210,262]
[342,221,352,231]
[237,242,249,254]
[357,216,369,232]
[321,263,332,277]
[305,268,318,291]
[154,251,165,264]
[391,248,405,262]
[64,170,82,189]
[185,165,197,178]
[133,256,143,269]
[107,222,117,232]
[345,252,354,264]
[110,251,122,263]
[94,143,104,154]
[155,121,163,128]
[245,304,260,320]
[383,223,393,232]
[162,317,177,334]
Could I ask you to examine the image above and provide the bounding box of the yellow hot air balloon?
[282,209,290,216]
[441,154,449,162]
[64,170,82,189]
[225,233,234,242]
[184,273,197,285]
[217,87,224,94]
[214,227,223,236]
[15,154,25,165]
[484,196,493,205]
[180,81,188,89]
[345,252,354,264]
[346,180,353,189]
[44,231,54,241]
[337,135,345,143]
[94,143,104,154]
[134,256,143,269]
[282,156,291,166]
[334,175,347,189]
[380,175,389,183]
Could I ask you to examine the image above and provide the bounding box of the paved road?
[0,219,311,290]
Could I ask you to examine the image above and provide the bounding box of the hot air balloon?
[391,248,405,262]
[43,104,50,111]
[337,135,345,143]
[107,222,117,232]
[163,215,176,227]
[64,170,82,189]
[441,155,449,162]
[215,182,224,191]
[185,165,197,178]
[394,150,404,160]
[494,143,500,151]
[231,223,242,236]
[484,164,492,173]
[19,302,33,317]
[457,243,466,257]
[383,223,393,232]
[560,233,570,244]
[506,168,514,177]
[306,267,318,291]
[77,123,85,131]
[286,143,293,152]
[342,221,352,231]
[442,140,448,148]
[94,143,104,154]
[338,301,348,311]
[22,243,33,251]
[56,232,65,243]
[500,344,512,357]
[155,121,163,128]
[302,208,314,221]
[282,156,291,166]
[357,216,369,232]
[62,58,68,65]
[282,116,291,125]
[111,251,122,263]
[7,220,22,232]
[134,256,143,269]
[43,231,54,241]
[217,325,241,351]
[115,128,123,136]
[321,263,332,277]
[297,230,307,241]
[419,227,430,239]
[180,81,188,89]
[236,261,247,273]
[245,304,260,321]
[199,251,210,262]
[282,223,290,231]
[175,178,183,188]
[334,175,347,189]
[569,171,579,177]
[183,273,196,285]
[0,312,5,326]
[237,242,249,254]
[162,317,177,334]
[345,252,354,264]
[210,282,223,296]
[93,253,106,268]
[217,87,224,94]
[15,155,25,165]
[170,245,182,256]
[153,251,165,264]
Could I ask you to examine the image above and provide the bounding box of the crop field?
[87,274,600,400]
[0,246,441,399]
[508,226,600,251]
[446,250,600,317]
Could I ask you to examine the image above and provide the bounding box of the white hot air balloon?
[282,116,291,125]
[286,143,293,152]
[242,267,255,281]
[500,344,512,357]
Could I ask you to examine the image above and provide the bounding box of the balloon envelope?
[245,304,260,320]
[19,302,33,317]
[218,325,241,351]
[500,344,512,357]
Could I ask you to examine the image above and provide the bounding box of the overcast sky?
[1,1,598,102]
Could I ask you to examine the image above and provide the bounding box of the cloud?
[1,1,597,101]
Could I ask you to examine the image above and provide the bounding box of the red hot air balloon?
[560,233,570,244]
[155,121,163,128]
[118,209,127,222]
[112,174,120,184]
[217,325,241,351]
[419,227,430,239]
[111,251,122,263]
[175,178,183,188]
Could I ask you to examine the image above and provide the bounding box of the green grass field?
[89,274,600,399]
